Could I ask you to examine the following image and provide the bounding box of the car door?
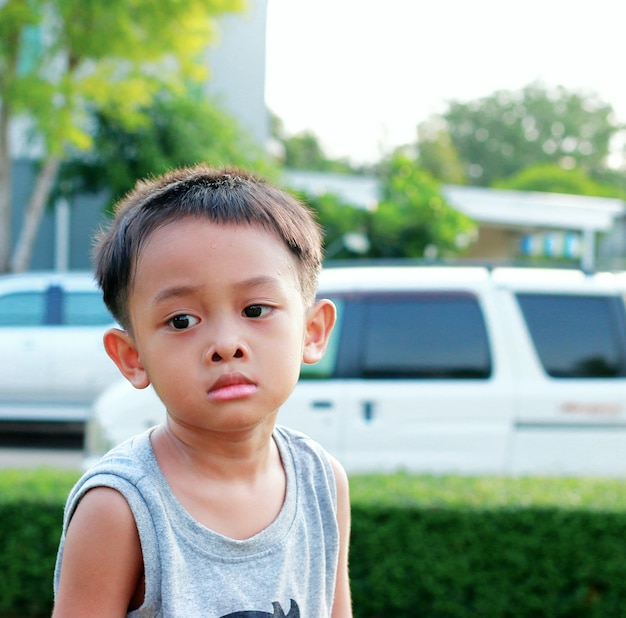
[509,291,626,476]
[0,287,51,402]
[337,291,514,474]
[50,286,120,404]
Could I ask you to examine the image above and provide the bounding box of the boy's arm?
[52,487,144,618]
[329,456,353,618]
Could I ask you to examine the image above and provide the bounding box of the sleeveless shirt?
[54,425,340,617]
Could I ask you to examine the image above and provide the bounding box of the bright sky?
[265,0,626,165]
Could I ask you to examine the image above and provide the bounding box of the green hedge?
[3,470,626,617]
[349,474,626,617]
[0,469,77,618]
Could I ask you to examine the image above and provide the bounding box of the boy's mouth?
[208,373,258,401]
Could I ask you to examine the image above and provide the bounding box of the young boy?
[53,165,352,617]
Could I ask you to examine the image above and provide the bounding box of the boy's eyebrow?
[152,284,202,304]
[152,276,287,304]
[234,275,285,290]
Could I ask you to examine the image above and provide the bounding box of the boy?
[53,165,352,617]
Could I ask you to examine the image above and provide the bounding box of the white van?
[86,265,626,476]
[0,272,120,445]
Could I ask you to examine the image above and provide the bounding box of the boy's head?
[94,165,323,330]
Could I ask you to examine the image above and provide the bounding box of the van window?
[360,293,491,379]
[0,291,46,326]
[300,298,344,379]
[63,291,113,326]
[517,294,626,378]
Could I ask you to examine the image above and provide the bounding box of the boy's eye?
[243,305,271,318]
[169,314,198,330]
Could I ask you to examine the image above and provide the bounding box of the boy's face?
[108,218,332,437]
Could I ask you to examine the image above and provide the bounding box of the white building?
[205,0,270,148]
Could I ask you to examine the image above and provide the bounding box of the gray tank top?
[54,425,339,617]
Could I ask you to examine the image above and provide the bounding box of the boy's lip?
[208,373,258,401]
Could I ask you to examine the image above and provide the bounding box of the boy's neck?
[151,420,280,481]
[149,420,287,539]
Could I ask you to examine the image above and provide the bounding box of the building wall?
[463,226,519,261]
[11,160,109,271]
[205,0,269,147]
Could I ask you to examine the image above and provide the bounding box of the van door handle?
[311,400,333,409]
[362,401,375,422]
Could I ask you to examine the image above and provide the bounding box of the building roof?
[442,185,625,232]
[282,169,626,233]
[282,170,379,210]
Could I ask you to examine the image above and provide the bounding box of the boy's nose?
[204,332,247,362]
[208,347,245,363]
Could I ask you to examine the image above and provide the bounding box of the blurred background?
[2,0,626,276]
[2,0,626,464]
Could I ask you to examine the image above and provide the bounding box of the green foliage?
[297,191,369,260]
[371,153,475,259]
[591,168,626,200]
[1,502,64,617]
[0,470,77,617]
[439,81,621,187]
[0,0,246,272]
[61,91,275,210]
[0,468,77,503]
[494,163,622,198]
[291,154,475,261]
[415,121,467,184]
[350,506,626,617]
[271,113,361,174]
[281,131,354,174]
[349,473,626,511]
[349,474,626,617]
[0,0,244,153]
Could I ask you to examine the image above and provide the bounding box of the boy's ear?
[103,327,150,389]
[302,299,337,365]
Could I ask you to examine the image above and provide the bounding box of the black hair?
[94,165,323,329]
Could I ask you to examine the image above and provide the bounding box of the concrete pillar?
[581,228,595,273]
[54,197,70,272]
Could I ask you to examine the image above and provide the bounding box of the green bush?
[349,474,626,617]
[4,470,626,617]
[0,470,77,618]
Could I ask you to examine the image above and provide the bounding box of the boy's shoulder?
[88,428,154,477]
[274,423,327,457]
[67,429,155,512]
[274,424,337,485]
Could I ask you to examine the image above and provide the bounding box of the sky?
[265,0,626,165]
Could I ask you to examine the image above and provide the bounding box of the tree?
[436,81,622,186]
[296,191,369,260]
[414,119,466,184]
[0,0,243,272]
[271,112,360,174]
[591,167,626,200]
[494,163,621,198]
[369,153,475,259]
[61,91,275,212]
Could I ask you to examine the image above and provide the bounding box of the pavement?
[0,448,83,470]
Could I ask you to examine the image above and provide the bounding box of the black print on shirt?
[220,599,300,618]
